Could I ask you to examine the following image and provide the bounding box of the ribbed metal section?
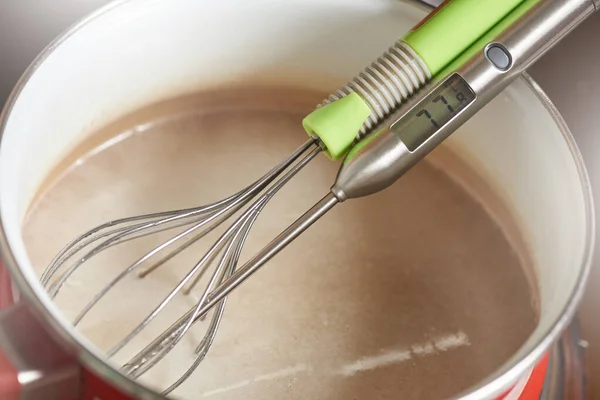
[319,41,431,139]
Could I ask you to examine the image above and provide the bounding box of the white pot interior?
[0,0,593,398]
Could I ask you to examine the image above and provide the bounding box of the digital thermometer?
[331,0,598,201]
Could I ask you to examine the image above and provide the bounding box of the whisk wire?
[40,191,246,288]
[119,144,323,376]
[42,138,318,295]
[104,140,320,357]
[139,216,250,384]
[40,137,327,390]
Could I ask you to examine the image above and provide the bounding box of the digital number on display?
[395,74,475,151]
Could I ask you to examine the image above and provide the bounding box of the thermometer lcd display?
[396,74,475,151]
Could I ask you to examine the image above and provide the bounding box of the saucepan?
[0,0,594,399]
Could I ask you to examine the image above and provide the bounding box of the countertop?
[1,0,599,397]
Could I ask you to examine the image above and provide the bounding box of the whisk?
[40,0,592,394]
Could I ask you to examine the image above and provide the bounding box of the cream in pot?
[21,86,538,399]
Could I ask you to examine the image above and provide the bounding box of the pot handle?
[0,261,81,400]
[0,260,19,400]
[0,345,19,400]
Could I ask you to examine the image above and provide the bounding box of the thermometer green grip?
[402,0,528,75]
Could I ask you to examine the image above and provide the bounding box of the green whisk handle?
[302,0,527,160]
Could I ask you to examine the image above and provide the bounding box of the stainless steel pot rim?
[0,1,594,399]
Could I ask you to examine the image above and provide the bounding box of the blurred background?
[0,0,598,396]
